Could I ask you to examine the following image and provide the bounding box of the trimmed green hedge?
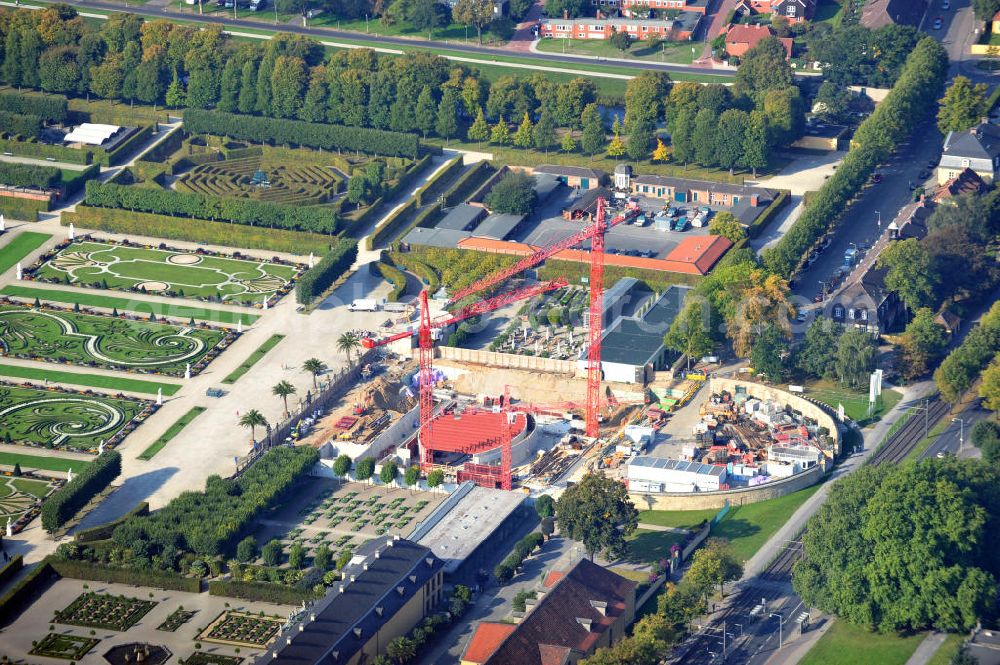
[747,190,790,239]
[761,38,948,278]
[0,560,57,626]
[208,579,321,604]
[385,153,432,199]
[63,206,333,254]
[0,89,68,123]
[183,109,420,159]
[84,180,338,234]
[376,261,407,301]
[0,111,43,139]
[49,559,200,592]
[413,202,444,229]
[296,240,359,306]
[367,199,417,251]
[415,156,464,206]
[443,161,494,207]
[0,137,91,164]
[0,555,24,588]
[0,163,60,189]
[95,124,153,167]
[41,451,122,532]
[61,163,101,197]
[137,128,185,164]
[391,254,440,294]
[74,502,149,543]
[0,196,50,221]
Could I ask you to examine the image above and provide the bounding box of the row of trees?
[0,88,68,122]
[295,239,360,306]
[762,37,949,278]
[935,301,1000,403]
[0,110,43,140]
[84,179,337,233]
[41,451,121,532]
[104,446,319,566]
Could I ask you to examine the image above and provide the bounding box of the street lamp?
[875,210,881,228]
[952,417,966,450]
[818,280,826,301]
[366,14,370,33]
[770,613,786,648]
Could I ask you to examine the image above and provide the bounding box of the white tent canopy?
[63,123,122,146]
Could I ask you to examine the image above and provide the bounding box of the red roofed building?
[993,9,1000,33]
[933,167,986,203]
[665,235,734,275]
[724,24,792,59]
[461,558,637,665]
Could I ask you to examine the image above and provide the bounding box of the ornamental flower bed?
[199,611,284,648]
[53,592,157,631]
[29,632,100,660]
[156,606,197,632]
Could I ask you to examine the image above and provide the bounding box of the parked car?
[871,173,883,184]
[942,0,950,9]
[932,17,942,29]
[918,169,930,180]
[698,206,711,215]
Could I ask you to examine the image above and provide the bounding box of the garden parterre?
[0,473,59,526]
[31,240,300,305]
[54,592,157,631]
[199,611,284,648]
[0,303,231,377]
[29,632,100,660]
[0,382,154,453]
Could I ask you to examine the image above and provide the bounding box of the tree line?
[0,162,61,189]
[296,239,359,306]
[41,451,121,532]
[762,37,949,278]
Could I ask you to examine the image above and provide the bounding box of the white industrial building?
[626,455,727,493]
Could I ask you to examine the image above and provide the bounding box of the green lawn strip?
[535,37,700,64]
[0,451,90,473]
[637,507,718,530]
[10,476,52,498]
[0,363,180,396]
[626,528,688,564]
[806,379,902,426]
[137,406,207,461]
[222,334,285,384]
[925,634,965,665]
[0,285,259,325]
[0,232,52,275]
[799,621,925,665]
[814,0,845,25]
[905,416,952,462]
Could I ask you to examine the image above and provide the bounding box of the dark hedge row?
[74,502,149,543]
[0,89,68,123]
[0,111,43,139]
[110,446,319,559]
[761,37,949,278]
[84,180,338,234]
[41,451,122,532]
[208,579,321,604]
[183,109,420,159]
[296,240,359,306]
[0,162,60,189]
[49,558,201,592]
[0,561,57,627]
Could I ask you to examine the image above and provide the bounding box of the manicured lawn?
[0,451,90,473]
[10,476,52,498]
[627,528,688,564]
[0,232,52,275]
[222,334,284,384]
[636,484,824,564]
[311,15,474,42]
[1,285,259,325]
[535,37,700,64]
[138,406,207,460]
[806,379,902,427]
[0,475,58,521]
[799,621,924,665]
[0,304,227,377]
[814,0,844,25]
[34,240,298,304]
[0,363,181,396]
[0,383,148,452]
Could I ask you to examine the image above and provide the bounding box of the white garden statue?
[98,440,104,455]
[263,298,269,311]
[5,518,11,538]
[67,468,73,483]
[237,320,243,334]
[156,388,163,406]
[0,214,5,231]
[308,252,315,269]
[185,364,191,380]
[15,263,22,280]
[68,223,75,240]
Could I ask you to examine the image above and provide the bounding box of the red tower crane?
[585,198,608,439]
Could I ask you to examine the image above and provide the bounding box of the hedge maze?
[0,304,228,376]
[0,383,150,452]
[177,156,343,206]
[33,240,299,303]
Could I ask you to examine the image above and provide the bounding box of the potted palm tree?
[336,332,361,364]
[238,409,268,444]
[302,357,328,389]
[272,380,296,417]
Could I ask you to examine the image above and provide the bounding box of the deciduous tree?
[556,472,638,560]
[937,76,989,134]
[453,0,495,44]
[878,238,938,312]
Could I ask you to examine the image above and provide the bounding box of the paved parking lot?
[513,190,713,259]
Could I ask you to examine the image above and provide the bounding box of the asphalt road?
[60,0,735,79]
[921,398,991,460]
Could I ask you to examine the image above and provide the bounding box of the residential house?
[733,0,816,23]
[938,122,1000,184]
[263,536,444,665]
[933,167,987,203]
[534,165,605,190]
[724,24,793,59]
[826,201,930,335]
[461,558,637,665]
[860,0,928,28]
[993,9,1000,33]
[935,309,962,336]
[539,14,702,41]
[593,0,710,16]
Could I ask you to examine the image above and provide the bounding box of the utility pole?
[770,613,785,648]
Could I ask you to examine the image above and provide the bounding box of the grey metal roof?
[402,226,471,248]
[534,173,562,201]
[268,537,443,665]
[942,124,1000,162]
[474,213,525,240]
[642,285,691,328]
[632,174,775,200]
[437,203,486,231]
[631,455,726,477]
[599,285,689,367]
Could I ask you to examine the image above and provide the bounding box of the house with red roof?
[461,558,637,665]
[724,24,793,59]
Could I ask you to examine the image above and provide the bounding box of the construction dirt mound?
[365,376,415,413]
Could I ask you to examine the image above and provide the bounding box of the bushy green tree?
[556,472,638,560]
